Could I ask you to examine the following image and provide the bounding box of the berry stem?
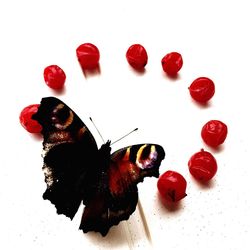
[137,199,152,245]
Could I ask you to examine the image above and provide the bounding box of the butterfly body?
[32,97,165,236]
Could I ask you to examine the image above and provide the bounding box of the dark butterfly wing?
[79,144,165,236]
[32,97,98,219]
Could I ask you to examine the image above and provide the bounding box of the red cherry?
[76,43,100,69]
[157,170,187,202]
[189,77,215,103]
[19,104,42,133]
[126,44,148,70]
[44,65,66,89]
[188,149,217,181]
[161,52,183,76]
[201,120,228,147]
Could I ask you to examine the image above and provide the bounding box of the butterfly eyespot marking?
[136,145,158,169]
[51,104,74,130]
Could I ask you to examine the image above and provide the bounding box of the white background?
[1,0,250,249]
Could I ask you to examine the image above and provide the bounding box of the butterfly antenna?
[111,128,138,145]
[89,117,105,143]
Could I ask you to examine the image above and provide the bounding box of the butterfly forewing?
[79,144,165,236]
[32,97,99,219]
[109,144,165,196]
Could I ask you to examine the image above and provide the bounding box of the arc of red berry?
[20,42,228,205]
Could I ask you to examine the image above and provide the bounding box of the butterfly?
[32,97,165,236]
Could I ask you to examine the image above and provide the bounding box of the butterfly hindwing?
[32,97,99,219]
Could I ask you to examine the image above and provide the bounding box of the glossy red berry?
[44,65,66,89]
[126,44,148,70]
[189,77,215,103]
[188,149,217,181]
[19,104,42,133]
[161,52,183,76]
[76,43,100,69]
[201,120,228,147]
[157,170,187,202]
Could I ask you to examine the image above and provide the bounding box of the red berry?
[126,44,148,70]
[201,120,228,147]
[76,43,100,69]
[19,104,42,133]
[161,52,183,76]
[189,77,215,103]
[188,149,217,181]
[44,65,66,89]
[157,170,187,202]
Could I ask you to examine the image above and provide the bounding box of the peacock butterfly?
[32,97,165,236]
